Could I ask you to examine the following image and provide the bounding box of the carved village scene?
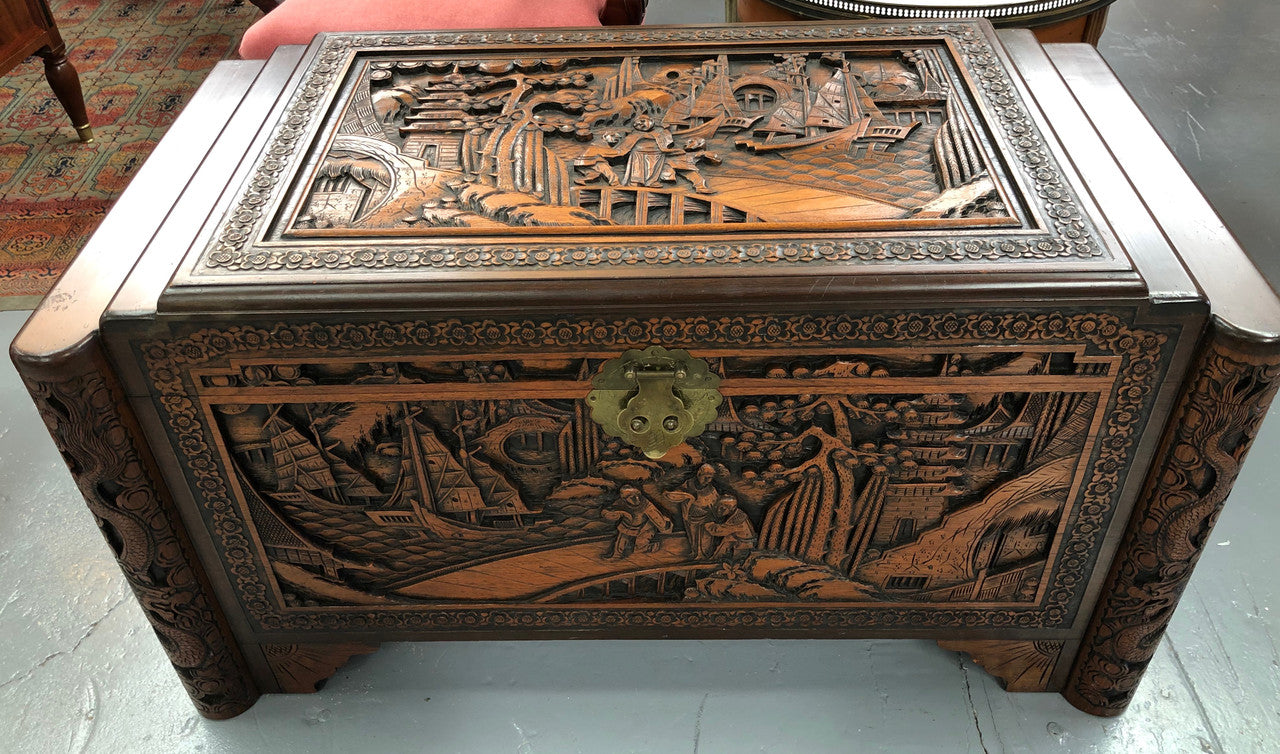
[211,350,1108,609]
[286,47,1013,232]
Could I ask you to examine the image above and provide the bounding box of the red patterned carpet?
[0,0,258,307]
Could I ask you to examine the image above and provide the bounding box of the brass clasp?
[587,346,722,459]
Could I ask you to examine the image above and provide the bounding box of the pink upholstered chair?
[239,0,647,60]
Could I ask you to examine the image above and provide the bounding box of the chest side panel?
[132,306,1182,636]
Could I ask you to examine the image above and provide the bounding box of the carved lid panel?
[177,23,1128,287]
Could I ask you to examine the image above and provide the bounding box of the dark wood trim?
[994,30,1199,302]
[1031,39,1280,714]
[10,61,270,362]
[10,60,274,721]
[108,49,311,318]
[156,272,1148,317]
[1043,42,1280,342]
[1064,328,1280,715]
[10,341,261,719]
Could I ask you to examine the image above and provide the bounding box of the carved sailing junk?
[287,47,1007,231]
[734,51,918,154]
[364,405,533,532]
[662,54,763,135]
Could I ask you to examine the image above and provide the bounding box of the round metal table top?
[755,0,1118,27]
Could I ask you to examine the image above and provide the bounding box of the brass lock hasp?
[587,346,723,459]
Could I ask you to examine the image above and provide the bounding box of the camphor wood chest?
[13,21,1280,719]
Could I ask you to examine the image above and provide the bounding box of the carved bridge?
[571,185,758,225]
[571,176,913,226]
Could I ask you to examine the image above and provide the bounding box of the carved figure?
[660,138,721,194]
[669,463,720,559]
[705,495,757,561]
[572,131,624,185]
[617,114,675,187]
[577,128,719,194]
[601,486,673,558]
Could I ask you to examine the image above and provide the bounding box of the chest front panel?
[131,306,1180,636]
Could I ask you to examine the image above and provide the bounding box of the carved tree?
[740,393,943,570]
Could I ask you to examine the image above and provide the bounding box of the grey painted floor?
[3,0,1279,751]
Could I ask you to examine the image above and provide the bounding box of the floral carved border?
[196,22,1104,275]
[139,309,1173,633]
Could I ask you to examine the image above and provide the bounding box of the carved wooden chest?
[13,22,1280,719]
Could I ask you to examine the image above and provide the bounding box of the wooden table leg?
[36,42,94,142]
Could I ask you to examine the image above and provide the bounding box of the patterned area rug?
[0,0,259,308]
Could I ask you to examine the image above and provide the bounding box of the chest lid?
[166,22,1141,308]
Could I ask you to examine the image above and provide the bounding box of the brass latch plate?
[587,346,723,459]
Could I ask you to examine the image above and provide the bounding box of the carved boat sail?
[664,55,745,128]
[268,413,342,498]
[807,69,860,130]
[237,462,344,579]
[747,92,806,142]
[660,54,764,138]
[365,406,533,534]
[738,61,918,154]
[265,410,381,507]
